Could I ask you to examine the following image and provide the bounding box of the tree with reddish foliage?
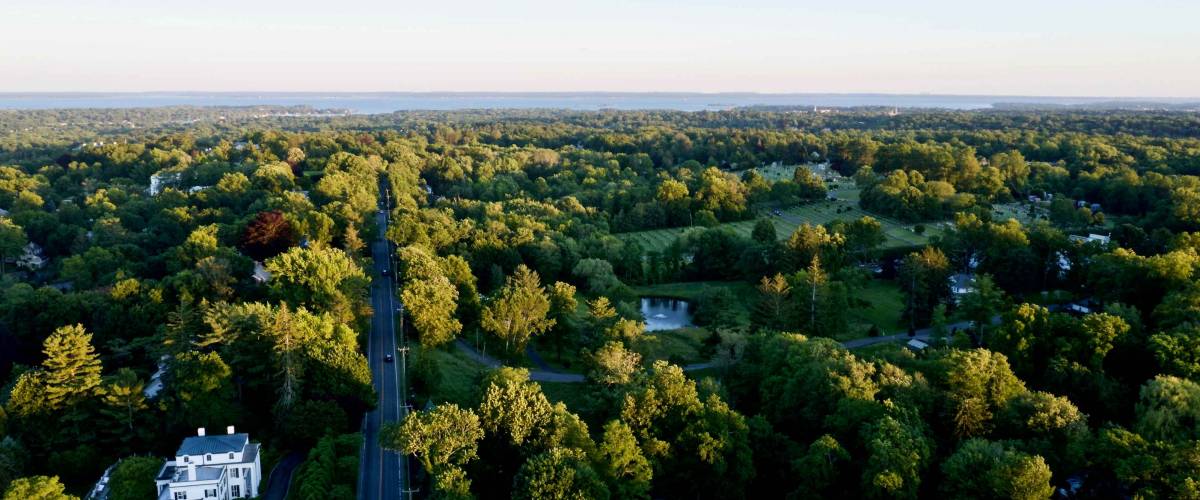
[241,211,295,261]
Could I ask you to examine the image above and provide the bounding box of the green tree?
[1150,325,1200,380]
[482,266,555,354]
[106,457,162,500]
[941,349,1026,438]
[2,475,77,500]
[1135,375,1200,442]
[101,368,148,433]
[381,404,483,475]
[898,246,952,329]
[512,447,610,500]
[41,324,104,411]
[400,271,462,348]
[957,274,1005,345]
[751,218,776,244]
[860,416,932,500]
[941,439,1054,500]
[546,282,579,361]
[594,421,651,499]
[0,218,26,275]
[751,273,791,332]
[266,246,367,323]
[585,341,642,387]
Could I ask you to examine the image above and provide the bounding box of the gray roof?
[243,442,260,465]
[177,433,249,456]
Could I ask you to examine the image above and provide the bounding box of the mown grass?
[635,327,710,365]
[416,345,488,407]
[849,280,905,335]
[617,198,940,253]
[538,381,595,412]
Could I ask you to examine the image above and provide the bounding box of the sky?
[1,0,1197,97]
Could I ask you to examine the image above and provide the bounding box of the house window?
[231,485,240,497]
[229,452,235,459]
[174,492,187,500]
[206,454,212,462]
[183,456,190,463]
[205,489,217,498]
[232,467,239,478]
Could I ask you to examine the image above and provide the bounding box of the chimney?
[197,427,206,436]
[227,425,236,435]
[186,462,196,481]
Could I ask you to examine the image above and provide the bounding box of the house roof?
[177,433,249,456]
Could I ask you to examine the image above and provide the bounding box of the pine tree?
[752,273,791,332]
[272,304,303,410]
[801,256,827,334]
[102,368,148,433]
[41,324,103,411]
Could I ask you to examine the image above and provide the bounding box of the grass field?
[617,199,939,253]
[417,346,487,407]
[846,280,905,338]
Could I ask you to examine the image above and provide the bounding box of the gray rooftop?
[177,433,249,456]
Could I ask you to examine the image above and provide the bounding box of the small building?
[155,427,262,500]
[149,171,183,196]
[1066,303,1092,315]
[144,355,169,399]
[252,262,271,284]
[905,339,929,351]
[950,273,976,297]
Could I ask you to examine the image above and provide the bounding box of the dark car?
[384,354,394,363]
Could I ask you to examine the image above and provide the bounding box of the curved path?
[263,452,303,500]
[452,316,1007,384]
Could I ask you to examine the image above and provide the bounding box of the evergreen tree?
[101,368,148,433]
[41,324,103,411]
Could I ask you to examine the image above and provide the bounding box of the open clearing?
[617,199,940,253]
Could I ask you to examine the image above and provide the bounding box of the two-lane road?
[359,184,408,500]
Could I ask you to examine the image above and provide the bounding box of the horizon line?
[0,90,1198,101]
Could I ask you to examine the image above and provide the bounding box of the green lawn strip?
[849,280,905,334]
[419,345,488,407]
[635,327,708,365]
[537,381,594,413]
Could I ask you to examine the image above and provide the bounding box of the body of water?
[1,92,1186,113]
[641,297,694,332]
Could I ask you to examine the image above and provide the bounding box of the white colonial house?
[155,427,262,500]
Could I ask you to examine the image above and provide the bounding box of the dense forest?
[2,105,1200,498]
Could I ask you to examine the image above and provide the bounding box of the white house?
[950,273,976,297]
[149,171,183,196]
[155,427,262,500]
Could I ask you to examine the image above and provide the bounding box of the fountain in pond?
[640,297,694,331]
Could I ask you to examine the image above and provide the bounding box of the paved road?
[358,182,407,500]
[263,452,303,500]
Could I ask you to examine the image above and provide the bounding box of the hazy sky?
[2,0,1197,96]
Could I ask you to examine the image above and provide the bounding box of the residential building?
[154,427,262,500]
[950,273,976,297]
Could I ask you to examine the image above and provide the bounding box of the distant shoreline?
[0,92,1197,113]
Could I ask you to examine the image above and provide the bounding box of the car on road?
[381,268,390,276]
[384,354,394,363]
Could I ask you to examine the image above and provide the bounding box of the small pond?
[640,297,695,331]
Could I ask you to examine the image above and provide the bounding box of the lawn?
[416,345,488,407]
[847,280,905,338]
[635,327,710,365]
[617,199,940,253]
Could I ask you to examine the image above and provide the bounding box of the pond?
[640,297,694,331]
